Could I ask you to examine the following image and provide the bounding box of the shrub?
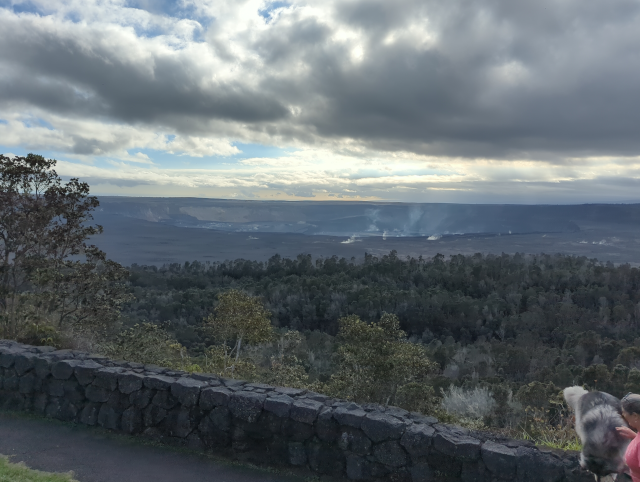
[441,385,496,420]
[515,381,559,410]
[264,330,310,388]
[201,344,256,380]
[327,313,436,406]
[518,407,581,451]
[481,384,523,428]
[265,355,308,388]
[100,323,199,372]
[395,382,438,414]
[203,290,273,378]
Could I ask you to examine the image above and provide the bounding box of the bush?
[203,290,273,378]
[263,330,310,388]
[395,382,439,415]
[481,384,523,429]
[441,385,496,420]
[100,323,200,372]
[201,344,256,380]
[327,313,436,406]
[518,407,582,451]
[515,381,559,410]
[265,355,309,388]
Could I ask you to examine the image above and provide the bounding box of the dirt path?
[0,412,305,482]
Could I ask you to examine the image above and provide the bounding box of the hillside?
[91,198,640,266]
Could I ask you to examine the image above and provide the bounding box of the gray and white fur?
[564,386,631,481]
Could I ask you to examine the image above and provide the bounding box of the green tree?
[515,381,560,410]
[33,247,130,333]
[328,312,436,406]
[552,364,574,388]
[615,347,640,367]
[500,347,530,379]
[204,289,273,378]
[265,330,309,388]
[101,323,200,372]
[582,364,612,393]
[626,368,640,394]
[611,365,630,397]
[0,153,130,342]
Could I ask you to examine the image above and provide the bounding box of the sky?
[2,0,640,204]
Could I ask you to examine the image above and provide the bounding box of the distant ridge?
[95,197,640,238]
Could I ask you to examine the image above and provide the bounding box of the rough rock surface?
[0,339,595,482]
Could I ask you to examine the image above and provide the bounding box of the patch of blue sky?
[128,142,295,169]
[391,168,457,177]
[1,0,52,16]
[231,142,296,159]
[0,145,69,162]
[124,148,186,168]
[125,0,213,30]
[0,146,139,177]
[0,145,27,157]
[0,119,8,125]
[259,1,291,22]
[21,117,55,130]
[92,157,130,168]
[64,9,81,23]
[346,167,456,179]
[132,23,168,40]
[2,1,84,23]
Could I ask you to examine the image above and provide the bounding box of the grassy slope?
[0,456,77,482]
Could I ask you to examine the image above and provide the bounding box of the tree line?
[6,153,640,447]
[121,236,640,443]
[125,251,640,391]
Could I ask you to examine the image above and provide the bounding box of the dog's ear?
[605,424,629,444]
[605,429,620,446]
[564,386,588,410]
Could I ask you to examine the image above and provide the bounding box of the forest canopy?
[125,251,640,351]
[123,251,640,414]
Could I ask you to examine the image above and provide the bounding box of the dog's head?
[580,450,627,478]
[565,387,630,479]
[579,404,629,477]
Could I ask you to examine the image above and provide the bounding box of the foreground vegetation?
[0,153,131,350]
[14,153,640,450]
[0,456,77,482]
[124,251,640,403]
[119,252,640,436]
[106,287,584,449]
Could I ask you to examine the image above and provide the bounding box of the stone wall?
[0,340,594,482]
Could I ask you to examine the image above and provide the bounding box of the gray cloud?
[0,15,290,128]
[2,0,640,161]
[300,0,640,158]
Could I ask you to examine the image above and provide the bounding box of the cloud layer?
[2,0,640,202]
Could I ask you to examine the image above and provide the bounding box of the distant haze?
[91,198,640,266]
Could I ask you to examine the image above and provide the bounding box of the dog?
[564,386,632,482]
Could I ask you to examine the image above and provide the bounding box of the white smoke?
[341,235,361,244]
